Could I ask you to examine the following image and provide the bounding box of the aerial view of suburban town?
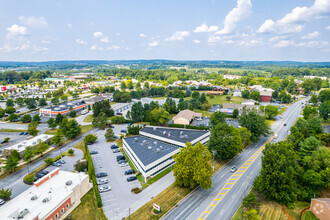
[0,0,329,220]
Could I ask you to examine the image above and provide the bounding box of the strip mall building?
[39,100,86,117]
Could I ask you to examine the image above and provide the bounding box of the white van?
[274,134,278,139]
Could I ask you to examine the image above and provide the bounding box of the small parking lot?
[191,118,210,127]
[88,129,142,219]
[0,132,29,156]
[225,118,240,128]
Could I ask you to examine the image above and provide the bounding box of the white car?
[119,162,129,167]
[99,186,111,193]
[274,134,278,139]
[97,179,109,185]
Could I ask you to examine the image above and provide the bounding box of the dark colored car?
[120,129,127,133]
[19,132,24,135]
[125,169,136,175]
[90,151,98,155]
[96,172,108,178]
[113,135,119,140]
[0,199,5,205]
[24,132,28,135]
[284,123,287,126]
[39,170,49,175]
[116,155,125,161]
[118,160,127,164]
[127,176,137,182]
[87,142,94,145]
[116,112,123,116]
[111,144,119,149]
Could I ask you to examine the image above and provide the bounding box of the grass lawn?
[303,211,319,220]
[193,109,213,117]
[204,95,246,106]
[73,141,86,157]
[44,129,57,135]
[278,107,287,115]
[126,184,191,220]
[0,128,27,132]
[266,120,276,126]
[83,115,94,123]
[69,189,107,220]
[81,124,94,134]
[150,96,167,100]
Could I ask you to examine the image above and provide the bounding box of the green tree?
[32,114,41,123]
[0,188,12,200]
[21,114,32,123]
[16,97,24,107]
[0,107,5,117]
[44,157,54,165]
[243,209,260,220]
[105,128,115,141]
[38,98,47,106]
[144,81,149,89]
[313,78,322,91]
[5,106,16,114]
[265,105,279,119]
[299,136,321,157]
[28,122,38,136]
[4,155,19,172]
[209,123,243,160]
[68,110,76,117]
[249,91,260,101]
[310,94,318,105]
[55,113,63,125]
[302,106,318,120]
[210,111,226,128]
[59,115,69,134]
[47,117,57,129]
[51,97,59,105]
[6,99,14,107]
[301,79,316,94]
[173,142,212,190]
[239,110,271,142]
[23,147,34,162]
[130,101,145,122]
[84,134,97,144]
[51,129,64,146]
[10,149,20,160]
[60,95,68,101]
[120,81,127,90]
[68,149,74,155]
[26,98,37,109]
[92,112,109,129]
[232,109,239,118]
[149,108,170,124]
[279,90,291,103]
[242,90,250,99]
[319,101,329,121]
[191,91,200,99]
[127,80,133,89]
[33,142,49,156]
[255,141,299,204]
[8,113,18,122]
[318,89,330,103]
[238,127,252,147]
[199,93,207,104]
[65,119,81,139]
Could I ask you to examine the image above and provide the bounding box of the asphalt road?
[162,98,308,220]
[0,127,99,198]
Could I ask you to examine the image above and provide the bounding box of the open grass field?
[44,129,57,135]
[70,189,108,220]
[80,124,94,134]
[83,114,94,123]
[0,129,27,132]
[73,141,86,157]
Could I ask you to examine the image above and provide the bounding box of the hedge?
[169,124,209,130]
[85,142,102,207]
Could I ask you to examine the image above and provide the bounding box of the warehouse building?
[123,126,210,182]
[39,100,87,117]
[0,168,91,220]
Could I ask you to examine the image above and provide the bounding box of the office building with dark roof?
[39,100,87,117]
[123,126,210,182]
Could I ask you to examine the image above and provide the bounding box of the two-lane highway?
[162,98,308,220]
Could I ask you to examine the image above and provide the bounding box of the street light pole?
[211,150,217,175]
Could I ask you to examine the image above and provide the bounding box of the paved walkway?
[75,111,92,125]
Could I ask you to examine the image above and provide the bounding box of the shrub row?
[131,187,142,194]
[85,142,102,207]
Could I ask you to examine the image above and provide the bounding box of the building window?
[61,208,65,214]
[66,203,70,209]
[55,213,59,219]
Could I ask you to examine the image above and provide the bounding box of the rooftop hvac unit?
[153,127,157,131]
[134,138,138,142]
[68,102,73,105]
[184,135,188,138]
[142,140,147,145]
[31,195,38,200]
[42,197,50,203]
[66,180,72,186]
[17,209,29,218]
[156,148,160,153]
[153,141,157,145]
[163,131,167,135]
[18,144,22,147]
[54,107,60,110]
[148,146,152,150]
[160,146,163,150]
[168,133,171,137]
[180,131,183,136]
[60,105,65,108]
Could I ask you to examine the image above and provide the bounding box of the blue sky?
[0,0,329,62]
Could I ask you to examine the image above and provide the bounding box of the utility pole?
[129,208,130,220]
[212,150,217,175]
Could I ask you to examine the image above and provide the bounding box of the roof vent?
[18,144,22,147]
[153,141,157,146]
[142,140,147,145]
[156,148,160,153]
[55,107,60,110]
[60,105,65,108]
[37,138,41,141]
[31,195,38,200]
[160,146,163,150]
[153,127,157,131]
[163,131,167,135]
[148,146,152,150]
[184,135,188,138]
[168,133,171,137]
[42,197,50,203]
[134,138,138,142]
[66,180,72,186]
[180,131,183,136]
[18,209,29,218]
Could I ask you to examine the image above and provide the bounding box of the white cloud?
[90,44,120,51]
[139,33,147,38]
[41,40,50,44]
[302,31,320,39]
[296,40,328,47]
[6,24,27,38]
[93,32,103,38]
[274,40,295,47]
[194,24,219,33]
[208,35,221,43]
[90,44,98,50]
[18,16,48,28]
[32,45,48,52]
[76,38,87,45]
[165,31,190,41]
[258,0,330,34]
[149,41,159,47]
[193,40,201,44]
[100,36,109,43]
[325,26,330,30]
[67,23,72,29]
[107,45,120,51]
[216,0,252,35]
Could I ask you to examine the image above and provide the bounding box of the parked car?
[19,132,24,135]
[119,162,129,167]
[284,123,287,126]
[125,169,136,175]
[59,160,65,164]
[118,159,127,164]
[0,199,5,205]
[96,172,108,178]
[87,142,94,145]
[39,170,49,175]
[116,155,125,161]
[120,129,127,133]
[52,162,61,167]
[274,134,278,139]
[128,122,133,126]
[97,179,109,185]
[111,144,119,149]
[35,173,45,178]
[230,166,237,173]
[99,186,111,193]
[23,132,28,135]
[127,176,137,182]
[90,151,98,155]
[113,149,120,153]
[116,112,123,116]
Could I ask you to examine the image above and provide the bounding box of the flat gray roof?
[124,136,178,166]
[140,126,209,144]
[45,100,86,111]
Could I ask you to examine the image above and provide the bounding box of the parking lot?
[88,130,142,219]
[225,118,240,128]
[0,132,29,156]
[191,117,210,127]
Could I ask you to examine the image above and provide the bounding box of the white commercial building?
[0,168,92,220]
